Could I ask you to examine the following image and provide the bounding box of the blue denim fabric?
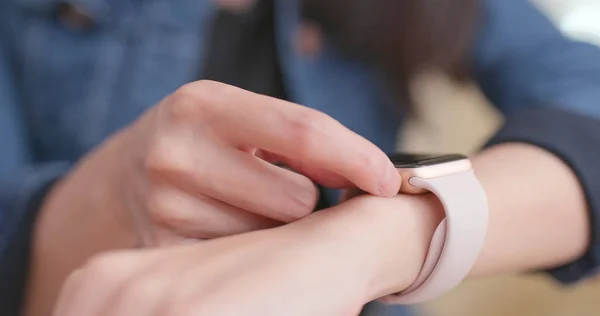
[1,0,600,314]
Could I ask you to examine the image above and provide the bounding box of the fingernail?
[379,162,401,197]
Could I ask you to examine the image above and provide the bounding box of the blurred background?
[402,0,600,315]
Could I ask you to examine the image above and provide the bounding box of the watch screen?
[388,153,467,168]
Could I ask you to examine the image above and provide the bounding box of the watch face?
[388,153,468,168]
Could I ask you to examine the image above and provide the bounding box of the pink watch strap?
[381,170,488,304]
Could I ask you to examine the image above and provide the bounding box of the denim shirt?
[2,0,600,315]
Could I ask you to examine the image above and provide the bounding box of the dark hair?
[301,0,480,102]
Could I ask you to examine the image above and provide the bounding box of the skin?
[51,142,590,316]
[24,81,401,316]
[24,82,589,315]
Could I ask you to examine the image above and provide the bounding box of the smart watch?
[381,153,489,304]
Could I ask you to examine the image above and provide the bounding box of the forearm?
[469,143,588,276]
[323,143,589,301]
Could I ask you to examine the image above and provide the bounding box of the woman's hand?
[53,194,444,316]
[26,81,400,316]
[38,80,401,248]
[80,80,400,244]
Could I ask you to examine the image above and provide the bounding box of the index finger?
[183,81,401,197]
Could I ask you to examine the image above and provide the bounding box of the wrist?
[25,133,138,316]
[34,131,138,257]
[305,193,444,302]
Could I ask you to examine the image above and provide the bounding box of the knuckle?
[166,85,203,123]
[145,190,196,230]
[284,109,328,158]
[193,79,236,97]
[84,252,135,282]
[144,135,191,177]
[165,81,223,124]
[144,140,169,173]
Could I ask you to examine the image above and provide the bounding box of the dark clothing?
[204,0,287,99]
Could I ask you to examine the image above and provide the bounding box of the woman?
[1,0,599,315]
